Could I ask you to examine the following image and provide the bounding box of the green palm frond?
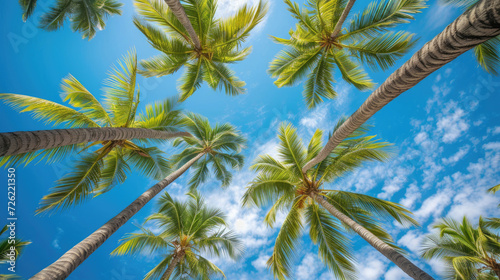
[268,198,304,280]
[39,0,122,40]
[103,50,139,127]
[0,144,81,168]
[277,123,307,175]
[113,191,241,280]
[37,152,104,214]
[134,97,183,136]
[140,54,190,77]
[179,59,204,102]
[332,50,375,90]
[474,36,500,75]
[344,31,417,71]
[304,51,336,108]
[61,74,111,126]
[274,47,322,87]
[243,172,296,208]
[19,0,38,21]
[0,93,100,128]
[306,203,356,280]
[92,150,130,197]
[203,60,245,96]
[488,183,500,194]
[126,146,170,181]
[345,0,426,40]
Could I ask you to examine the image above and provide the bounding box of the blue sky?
[1,0,499,279]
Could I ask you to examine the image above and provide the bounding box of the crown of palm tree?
[421,216,500,279]
[133,0,268,101]
[19,0,123,40]
[112,191,243,280]
[243,120,418,279]
[0,50,184,213]
[440,0,500,75]
[170,113,246,189]
[269,0,426,108]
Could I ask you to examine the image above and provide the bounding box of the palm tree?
[18,0,122,39]
[243,121,433,280]
[421,216,500,279]
[302,0,500,172]
[0,51,187,213]
[440,0,500,74]
[31,113,246,280]
[133,0,268,102]
[112,191,243,280]
[268,0,425,108]
[0,224,31,279]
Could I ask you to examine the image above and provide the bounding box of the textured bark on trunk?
[303,0,500,172]
[161,253,184,280]
[163,0,202,49]
[331,0,356,39]
[310,193,434,280]
[30,153,205,280]
[0,127,191,157]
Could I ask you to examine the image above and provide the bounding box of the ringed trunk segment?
[30,153,204,280]
[161,252,184,280]
[0,127,191,157]
[303,0,500,172]
[310,193,435,280]
[163,0,202,50]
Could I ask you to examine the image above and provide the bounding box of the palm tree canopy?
[440,0,500,75]
[19,0,123,40]
[269,0,426,108]
[421,216,500,279]
[242,120,418,280]
[134,0,268,101]
[0,50,184,213]
[169,113,246,190]
[111,191,243,280]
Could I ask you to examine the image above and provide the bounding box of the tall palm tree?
[31,113,246,280]
[0,224,31,279]
[441,0,500,74]
[1,51,186,213]
[421,216,500,279]
[112,191,243,280]
[302,0,500,172]
[133,0,268,101]
[18,0,122,39]
[243,121,433,280]
[268,0,425,108]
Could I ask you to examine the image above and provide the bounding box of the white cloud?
[296,253,322,280]
[483,141,500,151]
[399,183,422,209]
[378,166,414,199]
[385,266,412,280]
[357,252,387,280]
[442,145,470,165]
[436,101,469,143]
[414,188,453,222]
[52,227,64,250]
[398,230,424,254]
[252,254,270,271]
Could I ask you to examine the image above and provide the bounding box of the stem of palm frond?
[330,0,356,39]
[163,0,202,50]
[303,0,500,173]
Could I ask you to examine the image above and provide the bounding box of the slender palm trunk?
[303,0,500,172]
[30,153,205,280]
[310,193,434,280]
[161,253,184,280]
[0,127,190,157]
[331,0,356,39]
[163,0,201,49]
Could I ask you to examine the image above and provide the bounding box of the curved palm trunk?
[0,127,191,157]
[331,0,356,39]
[303,0,500,172]
[30,153,205,280]
[161,253,184,280]
[310,193,434,280]
[163,0,202,49]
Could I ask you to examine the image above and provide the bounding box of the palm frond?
[178,59,203,102]
[473,36,500,75]
[203,60,245,96]
[19,0,38,21]
[126,146,170,181]
[39,0,73,31]
[304,51,336,108]
[92,150,130,197]
[332,50,375,90]
[0,144,81,168]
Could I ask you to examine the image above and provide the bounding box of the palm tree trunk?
[160,252,184,280]
[163,0,202,49]
[303,0,500,172]
[30,153,205,280]
[0,127,191,157]
[310,192,434,280]
[331,0,356,39]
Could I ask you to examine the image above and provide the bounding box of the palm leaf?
[473,36,500,75]
[332,50,375,90]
